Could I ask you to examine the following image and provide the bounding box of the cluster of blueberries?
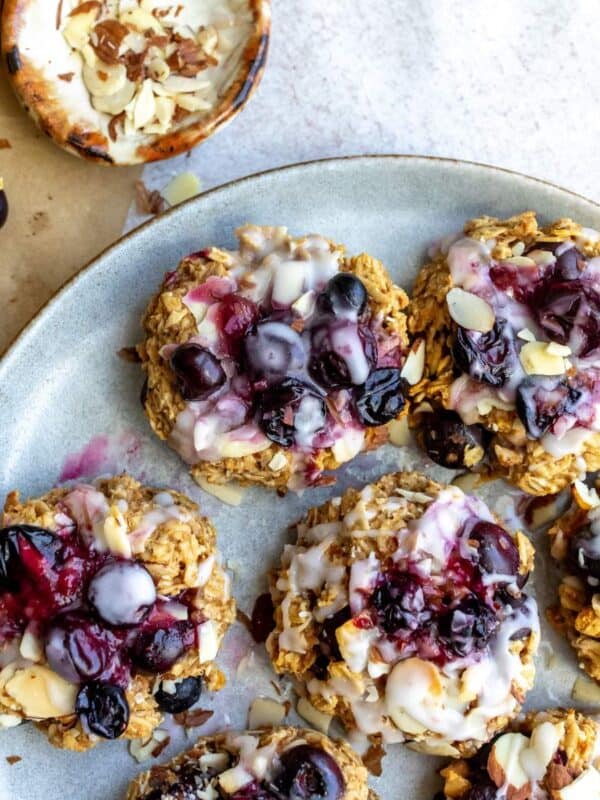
[169,272,406,448]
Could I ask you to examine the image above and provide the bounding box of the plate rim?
[3,152,599,364]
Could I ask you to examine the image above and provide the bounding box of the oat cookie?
[126,725,373,800]
[0,475,235,751]
[408,212,600,495]
[266,472,539,757]
[435,708,600,800]
[138,224,410,492]
[547,480,600,683]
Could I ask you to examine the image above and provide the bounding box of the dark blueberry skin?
[243,321,306,386]
[469,521,520,581]
[129,620,195,673]
[250,592,276,643]
[355,368,405,426]
[309,323,377,390]
[229,782,282,800]
[275,745,345,800]
[45,611,128,684]
[438,597,499,657]
[463,783,498,800]
[515,376,581,439]
[75,681,130,739]
[0,525,62,592]
[420,410,487,469]
[0,188,8,230]
[569,526,600,583]
[371,575,428,634]
[317,273,368,317]
[317,606,351,664]
[452,319,517,388]
[154,676,202,714]
[169,343,226,401]
[532,278,600,357]
[254,378,324,448]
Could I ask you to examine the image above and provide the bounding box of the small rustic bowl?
[1,0,271,165]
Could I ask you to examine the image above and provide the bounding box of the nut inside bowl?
[2,0,270,165]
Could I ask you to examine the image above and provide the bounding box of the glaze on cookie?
[548,481,600,684]
[126,726,374,800]
[267,472,539,757]
[409,212,600,495]
[138,225,410,492]
[0,475,234,750]
[435,708,600,800]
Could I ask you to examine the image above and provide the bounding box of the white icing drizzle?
[445,235,600,458]
[167,225,398,488]
[275,482,539,746]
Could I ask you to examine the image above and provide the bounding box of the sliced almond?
[296,697,332,734]
[197,619,221,664]
[291,290,316,318]
[519,341,566,376]
[19,629,43,662]
[92,79,136,115]
[83,61,127,97]
[268,452,289,472]
[162,75,212,94]
[488,733,530,799]
[219,436,272,459]
[504,256,536,267]
[389,709,427,735]
[408,739,460,757]
[517,328,536,342]
[400,340,425,385]
[248,697,286,729]
[175,93,213,112]
[452,471,482,491]
[546,342,572,357]
[446,288,495,332]
[573,480,600,510]
[133,80,157,129]
[199,752,230,771]
[335,620,375,673]
[0,713,22,728]
[557,767,600,799]
[62,8,100,50]
[572,675,600,703]
[4,666,77,719]
[195,477,246,506]
[219,765,254,795]
[103,508,132,558]
[528,249,556,267]
[148,57,170,83]
[163,172,201,206]
[129,729,170,763]
[388,416,411,447]
[120,8,164,34]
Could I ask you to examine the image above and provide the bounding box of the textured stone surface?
[130,0,600,228]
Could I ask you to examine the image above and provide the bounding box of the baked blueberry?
[515,376,581,439]
[154,676,202,714]
[275,745,345,800]
[355,368,405,425]
[87,561,156,627]
[170,343,226,400]
[75,681,130,739]
[243,321,307,386]
[452,319,516,388]
[317,273,368,317]
[421,410,486,469]
[129,620,196,673]
[438,597,499,657]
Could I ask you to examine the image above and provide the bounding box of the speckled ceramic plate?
[1,156,599,800]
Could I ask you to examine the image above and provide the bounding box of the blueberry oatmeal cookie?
[0,475,235,751]
[126,726,375,800]
[266,472,539,757]
[435,708,600,800]
[409,212,600,495]
[138,224,410,493]
[547,480,600,683]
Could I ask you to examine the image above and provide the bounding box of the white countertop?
[132,0,600,224]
